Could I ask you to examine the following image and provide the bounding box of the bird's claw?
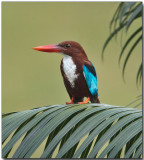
[78,97,90,104]
[66,97,74,105]
[66,102,73,104]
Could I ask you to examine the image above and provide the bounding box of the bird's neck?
[63,53,88,65]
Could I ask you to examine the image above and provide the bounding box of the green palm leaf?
[119,2,135,24]
[126,95,142,108]
[122,35,142,77]
[2,104,142,158]
[124,133,142,158]
[102,2,142,84]
[126,3,142,30]
[136,63,142,85]
[12,104,85,158]
[102,23,125,59]
[118,26,142,63]
[98,118,141,158]
[133,144,142,158]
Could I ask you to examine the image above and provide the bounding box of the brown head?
[33,41,88,59]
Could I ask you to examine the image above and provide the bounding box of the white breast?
[62,55,79,88]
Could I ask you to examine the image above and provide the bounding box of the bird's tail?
[91,96,100,103]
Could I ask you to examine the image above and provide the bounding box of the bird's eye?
[65,44,71,48]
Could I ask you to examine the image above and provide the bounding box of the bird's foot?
[66,97,74,104]
[79,97,90,104]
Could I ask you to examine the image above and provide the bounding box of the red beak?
[33,44,62,52]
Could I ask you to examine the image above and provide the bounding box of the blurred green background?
[2,2,142,113]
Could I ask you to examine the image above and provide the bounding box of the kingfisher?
[33,41,100,104]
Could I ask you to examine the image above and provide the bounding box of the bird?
[33,41,100,104]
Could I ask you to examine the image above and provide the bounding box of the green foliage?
[126,95,142,109]
[2,104,142,158]
[102,2,142,84]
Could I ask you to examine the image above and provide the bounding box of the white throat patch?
[62,55,79,88]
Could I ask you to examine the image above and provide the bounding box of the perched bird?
[33,41,100,104]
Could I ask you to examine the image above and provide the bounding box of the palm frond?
[126,95,142,109]
[102,23,126,59]
[136,63,142,85]
[102,2,142,84]
[118,26,142,63]
[122,35,142,78]
[2,104,142,158]
[109,2,124,31]
[119,2,136,24]
[126,3,142,30]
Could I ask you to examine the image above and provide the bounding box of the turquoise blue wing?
[83,62,98,96]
